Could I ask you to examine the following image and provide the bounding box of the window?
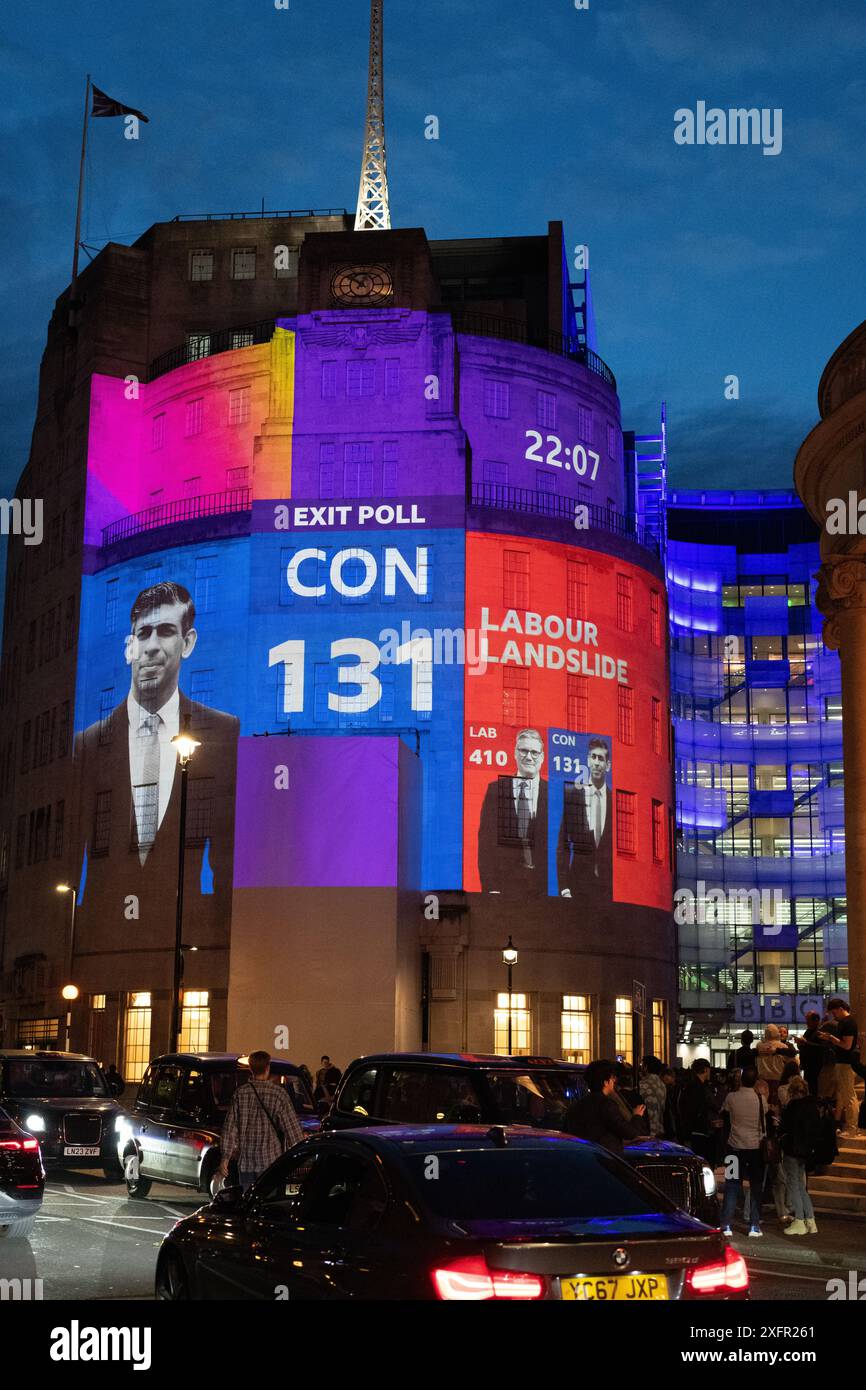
[15,814,25,869]
[607,422,619,458]
[615,789,636,855]
[577,405,593,437]
[494,993,531,1055]
[561,995,592,1064]
[132,784,158,852]
[93,790,112,856]
[652,1000,667,1060]
[274,245,299,280]
[91,994,106,1012]
[537,390,556,429]
[188,249,214,281]
[194,554,218,613]
[151,413,166,450]
[184,476,202,498]
[186,778,214,843]
[615,997,633,1063]
[179,991,210,1052]
[104,579,119,635]
[186,332,211,362]
[567,675,588,731]
[382,441,399,497]
[484,380,510,418]
[536,469,556,494]
[53,800,64,857]
[651,799,665,864]
[384,358,400,396]
[231,330,254,350]
[17,1018,60,1048]
[346,359,375,398]
[482,460,508,489]
[229,386,251,425]
[123,1000,153,1084]
[226,466,249,488]
[231,247,256,280]
[503,549,529,608]
[344,442,374,497]
[825,696,842,722]
[64,594,76,650]
[20,721,31,774]
[567,558,588,618]
[616,573,634,632]
[185,398,203,437]
[503,668,529,727]
[617,686,634,745]
[98,688,115,746]
[189,669,214,716]
[336,1065,379,1118]
[321,361,338,399]
[651,697,662,755]
[379,1067,483,1125]
[650,589,661,646]
[319,442,336,499]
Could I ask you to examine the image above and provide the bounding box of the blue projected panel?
[74,518,464,888]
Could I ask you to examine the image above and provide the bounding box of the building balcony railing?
[101,488,251,548]
[148,320,277,382]
[170,208,349,223]
[470,481,659,554]
[451,310,617,390]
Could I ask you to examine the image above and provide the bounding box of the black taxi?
[115,1052,317,1198]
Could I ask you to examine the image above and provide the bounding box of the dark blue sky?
[2,0,865,498]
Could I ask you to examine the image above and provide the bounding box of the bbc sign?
[733,994,824,1025]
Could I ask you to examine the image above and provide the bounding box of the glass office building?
[667,490,847,1065]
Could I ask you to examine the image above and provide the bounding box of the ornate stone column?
[796,314,866,1016]
[818,556,866,1012]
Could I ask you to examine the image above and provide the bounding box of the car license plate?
[561,1274,668,1302]
[63,1146,100,1157]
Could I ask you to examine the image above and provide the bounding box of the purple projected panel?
[233,735,400,888]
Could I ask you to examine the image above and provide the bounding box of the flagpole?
[71,73,91,305]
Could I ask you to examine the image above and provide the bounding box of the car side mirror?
[211,1184,244,1212]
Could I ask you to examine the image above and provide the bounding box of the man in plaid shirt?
[217,1050,303,1189]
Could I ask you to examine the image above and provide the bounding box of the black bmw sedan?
[155,1125,748,1301]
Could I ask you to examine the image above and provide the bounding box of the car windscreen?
[484,1069,584,1128]
[2,1059,109,1098]
[402,1145,673,1220]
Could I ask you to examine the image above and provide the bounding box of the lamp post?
[56,884,78,1050]
[501,935,519,1056]
[170,733,200,1053]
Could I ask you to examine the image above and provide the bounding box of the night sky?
[2,0,865,503]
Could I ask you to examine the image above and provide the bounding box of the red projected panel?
[463,532,671,911]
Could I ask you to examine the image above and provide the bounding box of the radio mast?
[354,0,391,230]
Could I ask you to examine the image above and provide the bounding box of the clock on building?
[330,264,394,307]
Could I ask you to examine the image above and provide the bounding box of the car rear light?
[687,1246,749,1294]
[432,1255,544,1301]
[0,1139,39,1151]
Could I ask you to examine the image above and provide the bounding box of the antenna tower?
[355,0,391,230]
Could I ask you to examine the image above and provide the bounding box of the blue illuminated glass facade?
[668,490,847,1059]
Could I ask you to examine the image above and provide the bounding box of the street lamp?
[56,884,78,1050]
[170,733,200,1053]
[501,935,519,1056]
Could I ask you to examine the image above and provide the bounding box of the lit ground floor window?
[180,990,210,1052]
[561,995,593,1063]
[17,1016,60,1047]
[615,996,633,1063]
[123,993,152,1081]
[652,999,668,1060]
[494,993,531,1055]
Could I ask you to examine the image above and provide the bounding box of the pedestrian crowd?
[564,998,864,1241]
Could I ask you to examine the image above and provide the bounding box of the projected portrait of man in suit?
[477,728,548,896]
[74,580,239,928]
[556,737,613,903]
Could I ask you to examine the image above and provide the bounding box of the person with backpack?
[217,1049,303,1190]
[778,1075,823,1236]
